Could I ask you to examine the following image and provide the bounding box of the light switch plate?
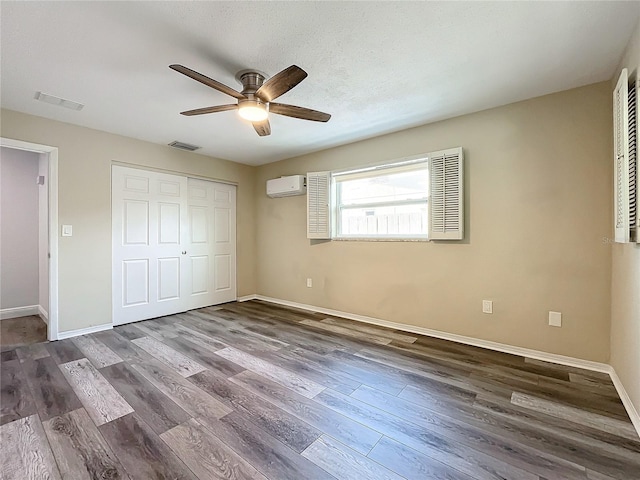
[62,225,73,237]
[549,311,562,327]
[482,300,493,314]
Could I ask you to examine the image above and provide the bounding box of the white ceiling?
[1,2,638,166]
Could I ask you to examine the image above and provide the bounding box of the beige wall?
[255,82,613,362]
[0,109,256,333]
[611,20,640,416]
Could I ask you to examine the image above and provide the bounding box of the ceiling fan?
[169,64,331,136]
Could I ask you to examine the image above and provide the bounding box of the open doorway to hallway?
[0,138,59,345]
[0,146,48,349]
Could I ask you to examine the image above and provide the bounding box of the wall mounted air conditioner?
[267,175,306,197]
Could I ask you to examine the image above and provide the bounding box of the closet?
[112,165,236,325]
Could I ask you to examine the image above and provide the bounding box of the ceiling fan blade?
[170,64,245,100]
[253,119,271,136]
[255,65,307,102]
[180,104,238,116]
[269,103,331,122]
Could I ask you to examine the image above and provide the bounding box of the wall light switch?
[306,278,313,288]
[549,311,562,327]
[482,300,493,314]
[62,225,73,237]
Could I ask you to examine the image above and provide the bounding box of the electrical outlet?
[306,278,312,288]
[549,311,562,327]
[482,300,493,314]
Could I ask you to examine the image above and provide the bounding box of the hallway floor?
[0,315,47,351]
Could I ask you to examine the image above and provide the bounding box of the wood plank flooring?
[1,300,638,479]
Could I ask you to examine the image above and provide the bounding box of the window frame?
[331,155,430,241]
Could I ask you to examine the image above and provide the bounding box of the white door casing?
[112,166,236,325]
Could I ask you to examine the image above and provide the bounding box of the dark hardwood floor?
[1,300,638,479]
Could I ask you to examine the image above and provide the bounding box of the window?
[307,147,463,241]
[333,160,429,239]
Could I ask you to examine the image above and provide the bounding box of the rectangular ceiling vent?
[168,141,201,152]
[34,91,84,111]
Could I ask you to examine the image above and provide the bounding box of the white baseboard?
[1,305,39,320]
[243,295,610,373]
[38,305,49,325]
[239,294,640,438]
[56,323,112,340]
[237,295,258,302]
[608,368,640,436]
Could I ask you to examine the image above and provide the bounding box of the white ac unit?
[266,175,306,197]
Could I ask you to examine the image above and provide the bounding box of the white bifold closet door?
[185,177,236,310]
[112,165,236,326]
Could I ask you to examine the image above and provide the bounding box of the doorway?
[0,138,59,342]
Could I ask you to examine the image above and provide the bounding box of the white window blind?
[428,147,464,240]
[613,68,638,244]
[307,171,331,239]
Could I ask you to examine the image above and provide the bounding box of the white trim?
[331,152,430,176]
[56,323,112,340]
[237,294,258,302]
[38,305,49,325]
[1,305,39,320]
[0,304,49,325]
[49,148,59,340]
[247,295,610,372]
[609,367,640,436]
[111,160,238,187]
[1,137,59,340]
[240,295,640,437]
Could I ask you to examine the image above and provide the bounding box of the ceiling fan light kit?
[170,63,331,136]
[238,99,268,122]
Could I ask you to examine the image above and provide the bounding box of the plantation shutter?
[307,171,331,239]
[614,69,630,243]
[629,78,638,243]
[428,147,464,240]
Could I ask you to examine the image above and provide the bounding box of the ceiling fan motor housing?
[237,71,266,96]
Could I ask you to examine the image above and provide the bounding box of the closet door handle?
[182,251,187,255]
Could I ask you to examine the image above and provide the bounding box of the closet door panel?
[112,166,187,325]
[113,166,237,325]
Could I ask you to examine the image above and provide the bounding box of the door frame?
[1,137,59,340]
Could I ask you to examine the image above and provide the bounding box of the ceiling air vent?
[168,141,201,152]
[34,91,84,111]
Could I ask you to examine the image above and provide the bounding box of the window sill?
[332,237,430,242]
